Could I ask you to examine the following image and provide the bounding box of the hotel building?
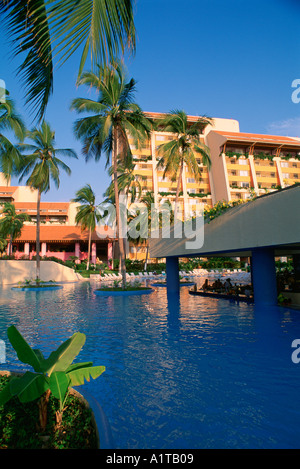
[1,113,300,264]
[0,174,115,264]
[128,113,300,260]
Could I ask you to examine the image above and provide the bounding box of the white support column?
[75,242,80,259]
[41,242,47,257]
[274,157,285,188]
[248,154,259,194]
[24,242,30,257]
[221,153,231,202]
[91,242,96,264]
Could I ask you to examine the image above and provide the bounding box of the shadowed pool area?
[1,280,300,449]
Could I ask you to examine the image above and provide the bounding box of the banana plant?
[0,325,105,430]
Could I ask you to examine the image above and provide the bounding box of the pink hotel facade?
[1,114,300,263]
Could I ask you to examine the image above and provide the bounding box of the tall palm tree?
[0,202,30,255]
[105,151,142,203]
[133,191,173,271]
[157,110,212,218]
[71,184,101,270]
[71,61,151,288]
[0,0,136,121]
[0,92,26,181]
[18,120,77,280]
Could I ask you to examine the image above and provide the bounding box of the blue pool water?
[1,281,300,449]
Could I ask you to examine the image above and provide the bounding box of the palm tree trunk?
[36,189,41,281]
[174,160,184,220]
[87,226,92,270]
[113,127,127,289]
[9,235,13,257]
[144,242,149,271]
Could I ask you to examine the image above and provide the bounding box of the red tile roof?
[13,202,69,213]
[144,111,210,123]
[214,130,300,147]
[14,225,115,243]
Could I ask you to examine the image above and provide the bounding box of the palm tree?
[0,0,136,121]
[0,202,30,255]
[104,151,142,203]
[71,184,101,270]
[71,61,151,288]
[157,110,212,218]
[18,120,77,280]
[0,236,8,255]
[133,191,173,271]
[0,91,26,181]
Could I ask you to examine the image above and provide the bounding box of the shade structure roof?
[149,185,300,259]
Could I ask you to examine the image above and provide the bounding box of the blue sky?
[1,0,300,202]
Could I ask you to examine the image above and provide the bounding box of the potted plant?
[95,279,153,296]
[12,278,63,291]
[0,326,105,449]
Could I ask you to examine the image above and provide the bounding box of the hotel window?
[282,173,290,179]
[271,173,275,177]
[293,163,298,168]
[281,162,289,167]
[239,159,247,165]
[188,189,196,194]
[240,182,249,188]
[187,178,195,183]
[240,170,249,177]
[294,174,299,179]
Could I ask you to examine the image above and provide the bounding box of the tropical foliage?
[157,110,212,217]
[0,92,25,181]
[0,202,30,255]
[72,184,101,270]
[71,61,151,288]
[203,199,247,223]
[105,152,142,203]
[18,120,77,279]
[0,325,105,431]
[0,0,136,121]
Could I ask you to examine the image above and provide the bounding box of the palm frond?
[48,0,136,78]
[1,0,135,121]
[0,0,53,122]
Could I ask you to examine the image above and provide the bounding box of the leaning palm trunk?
[144,242,149,271]
[36,189,41,281]
[113,129,127,289]
[8,235,13,257]
[174,160,184,221]
[87,226,92,270]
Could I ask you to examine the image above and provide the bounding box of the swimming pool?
[0,280,300,449]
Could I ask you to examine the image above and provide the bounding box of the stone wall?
[0,260,80,284]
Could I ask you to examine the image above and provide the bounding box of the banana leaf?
[9,371,49,403]
[66,362,105,386]
[7,325,45,373]
[42,332,86,375]
[49,371,70,401]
